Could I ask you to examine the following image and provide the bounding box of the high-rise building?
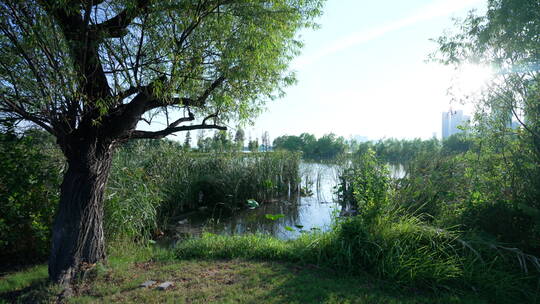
[442,112,450,139]
[442,110,470,139]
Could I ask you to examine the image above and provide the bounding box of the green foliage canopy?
[433,0,540,241]
[433,0,540,154]
[0,0,325,140]
[273,132,346,160]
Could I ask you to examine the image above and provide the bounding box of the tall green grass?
[174,210,539,303]
[105,139,301,240]
[174,213,465,287]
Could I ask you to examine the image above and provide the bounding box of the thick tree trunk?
[48,140,114,285]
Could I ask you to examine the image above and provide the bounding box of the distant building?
[504,112,521,130]
[442,110,470,139]
[350,135,369,143]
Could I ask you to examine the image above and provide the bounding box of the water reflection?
[175,163,341,240]
[173,162,406,240]
[389,164,406,179]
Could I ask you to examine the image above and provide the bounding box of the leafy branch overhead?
[0,0,323,142]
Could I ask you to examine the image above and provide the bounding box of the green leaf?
[265,213,285,221]
[247,199,259,209]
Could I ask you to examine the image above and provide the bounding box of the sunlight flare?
[455,63,493,94]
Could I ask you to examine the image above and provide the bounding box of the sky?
[245,0,488,142]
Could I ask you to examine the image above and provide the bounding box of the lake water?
[172,162,405,240]
[173,163,341,240]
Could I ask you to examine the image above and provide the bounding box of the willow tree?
[0,0,323,284]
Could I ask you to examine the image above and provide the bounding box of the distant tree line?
[273,133,347,160]
[352,134,473,165]
[194,128,253,152]
[272,132,472,162]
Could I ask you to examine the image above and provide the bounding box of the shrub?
[336,148,389,217]
[0,129,62,263]
[392,152,469,221]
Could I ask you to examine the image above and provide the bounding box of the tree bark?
[48,138,114,285]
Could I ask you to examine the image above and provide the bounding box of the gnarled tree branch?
[91,0,150,38]
[129,123,226,140]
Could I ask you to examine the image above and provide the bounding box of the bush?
[329,143,539,300]
[0,129,62,263]
[331,214,463,286]
[105,156,163,241]
[459,199,537,250]
[336,148,389,216]
[392,152,470,221]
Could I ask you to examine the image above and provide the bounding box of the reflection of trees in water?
[301,162,340,201]
[221,196,302,237]
[203,163,341,238]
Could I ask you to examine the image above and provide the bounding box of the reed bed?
[104,140,301,240]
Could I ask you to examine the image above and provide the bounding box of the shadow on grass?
[156,258,489,304]
[231,261,487,304]
[0,279,51,304]
[0,257,490,303]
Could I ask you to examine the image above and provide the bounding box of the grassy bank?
[1,242,489,304]
[2,211,538,303]
[175,219,539,303]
